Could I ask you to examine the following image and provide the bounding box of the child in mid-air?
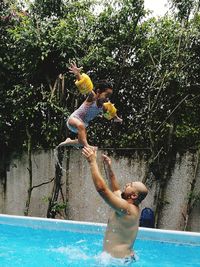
[57,62,122,149]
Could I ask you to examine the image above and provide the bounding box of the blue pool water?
[0,215,200,267]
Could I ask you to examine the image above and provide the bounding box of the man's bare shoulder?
[112,190,139,219]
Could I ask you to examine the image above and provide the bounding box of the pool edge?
[0,213,200,245]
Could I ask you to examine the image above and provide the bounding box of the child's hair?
[95,80,113,93]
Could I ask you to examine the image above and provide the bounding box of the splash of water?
[51,246,90,260]
[49,247,136,266]
[53,147,69,173]
[95,252,137,266]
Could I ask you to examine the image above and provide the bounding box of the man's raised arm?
[82,147,130,216]
[102,154,120,193]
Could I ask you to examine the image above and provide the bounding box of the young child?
[57,62,122,149]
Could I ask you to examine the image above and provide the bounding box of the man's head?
[95,80,113,100]
[121,182,148,206]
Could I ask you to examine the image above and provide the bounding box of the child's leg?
[58,117,90,148]
[76,123,89,147]
[76,124,97,150]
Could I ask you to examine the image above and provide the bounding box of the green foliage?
[31,0,65,18]
[51,201,67,213]
[169,0,199,21]
[188,191,200,207]
[43,196,67,213]
[1,0,200,159]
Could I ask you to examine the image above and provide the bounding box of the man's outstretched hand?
[102,154,112,166]
[82,146,97,163]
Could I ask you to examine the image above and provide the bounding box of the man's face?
[122,182,138,199]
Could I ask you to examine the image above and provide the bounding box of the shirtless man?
[82,147,148,260]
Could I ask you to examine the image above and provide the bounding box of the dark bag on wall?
[139,207,155,228]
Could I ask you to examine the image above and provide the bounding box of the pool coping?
[0,214,200,245]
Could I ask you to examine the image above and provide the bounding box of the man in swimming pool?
[82,147,148,260]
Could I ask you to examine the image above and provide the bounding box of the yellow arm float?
[103,102,117,120]
[75,73,94,95]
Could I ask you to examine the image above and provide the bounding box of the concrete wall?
[3,151,55,217]
[158,152,198,230]
[0,149,199,232]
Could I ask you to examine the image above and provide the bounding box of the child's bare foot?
[57,138,72,147]
[57,138,80,150]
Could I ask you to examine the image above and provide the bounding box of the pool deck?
[0,213,200,245]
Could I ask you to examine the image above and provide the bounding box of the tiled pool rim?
[0,214,200,245]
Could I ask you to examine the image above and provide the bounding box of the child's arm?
[68,61,82,80]
[69,62,95,97]
[102,102,122,122]
[113,114,123,123]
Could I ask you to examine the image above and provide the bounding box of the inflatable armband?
[103,102,117,120]
[75,73,93,95]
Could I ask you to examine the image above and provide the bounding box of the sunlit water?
[0,223,200,267]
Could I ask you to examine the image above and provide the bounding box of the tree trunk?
[24,126,33,216]
[182,149,200,230]
[47,148,64,218]
[154,118,176,227]
[0,143,7,213]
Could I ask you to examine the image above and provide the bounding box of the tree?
[1,0,200,223]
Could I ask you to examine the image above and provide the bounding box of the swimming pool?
[0,214,200,266]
